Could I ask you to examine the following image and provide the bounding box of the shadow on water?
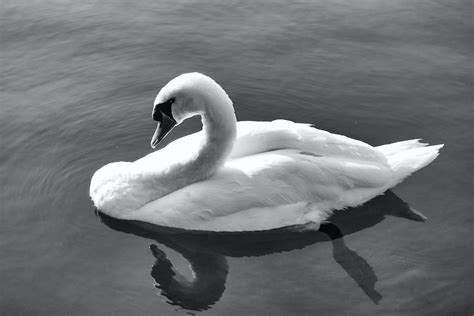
[96,190,426,311]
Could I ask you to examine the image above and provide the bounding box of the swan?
[90,72,443,232]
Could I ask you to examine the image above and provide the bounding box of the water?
[1,0,472,315]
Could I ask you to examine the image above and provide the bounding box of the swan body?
[90,73,443,231]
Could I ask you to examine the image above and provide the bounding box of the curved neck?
[186,102,237,179]
[140,93,237,204]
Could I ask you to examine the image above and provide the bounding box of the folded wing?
[130,149,393,231]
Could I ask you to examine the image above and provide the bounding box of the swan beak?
[151,115,177,148]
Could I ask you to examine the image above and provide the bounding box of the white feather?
[90,73,443,231]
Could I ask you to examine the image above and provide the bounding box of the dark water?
[1,0,472,315]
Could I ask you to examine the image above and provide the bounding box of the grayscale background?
[1,0,472,315]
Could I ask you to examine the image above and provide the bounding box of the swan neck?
[202,108,236,148]
[192,95,236,176]
[132,86,237,212]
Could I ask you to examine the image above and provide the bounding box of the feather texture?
[90,73,443,231]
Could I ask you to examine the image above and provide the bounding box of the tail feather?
[377,140,443,186]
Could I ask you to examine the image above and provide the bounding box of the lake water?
[1,0,472,315]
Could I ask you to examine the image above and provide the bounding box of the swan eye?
[153,97,176,121]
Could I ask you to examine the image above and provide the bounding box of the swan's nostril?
[152,109,163,122]
[150,115,177,148]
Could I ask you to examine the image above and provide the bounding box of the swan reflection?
[96,190,426,311]
[149,244,228,311]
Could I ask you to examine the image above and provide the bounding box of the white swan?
[90,73,443,232]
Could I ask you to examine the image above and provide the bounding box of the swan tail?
[377,139,443,186]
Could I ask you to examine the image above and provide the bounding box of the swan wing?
[127,149,393,231]
[136,120,388,167]
[230,120,388,165]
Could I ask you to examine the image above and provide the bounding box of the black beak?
[151,98,177,148]
[151,112,176,148]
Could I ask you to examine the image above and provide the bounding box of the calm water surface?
[1,0,472,315]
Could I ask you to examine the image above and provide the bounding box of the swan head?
[151,72,233,148]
